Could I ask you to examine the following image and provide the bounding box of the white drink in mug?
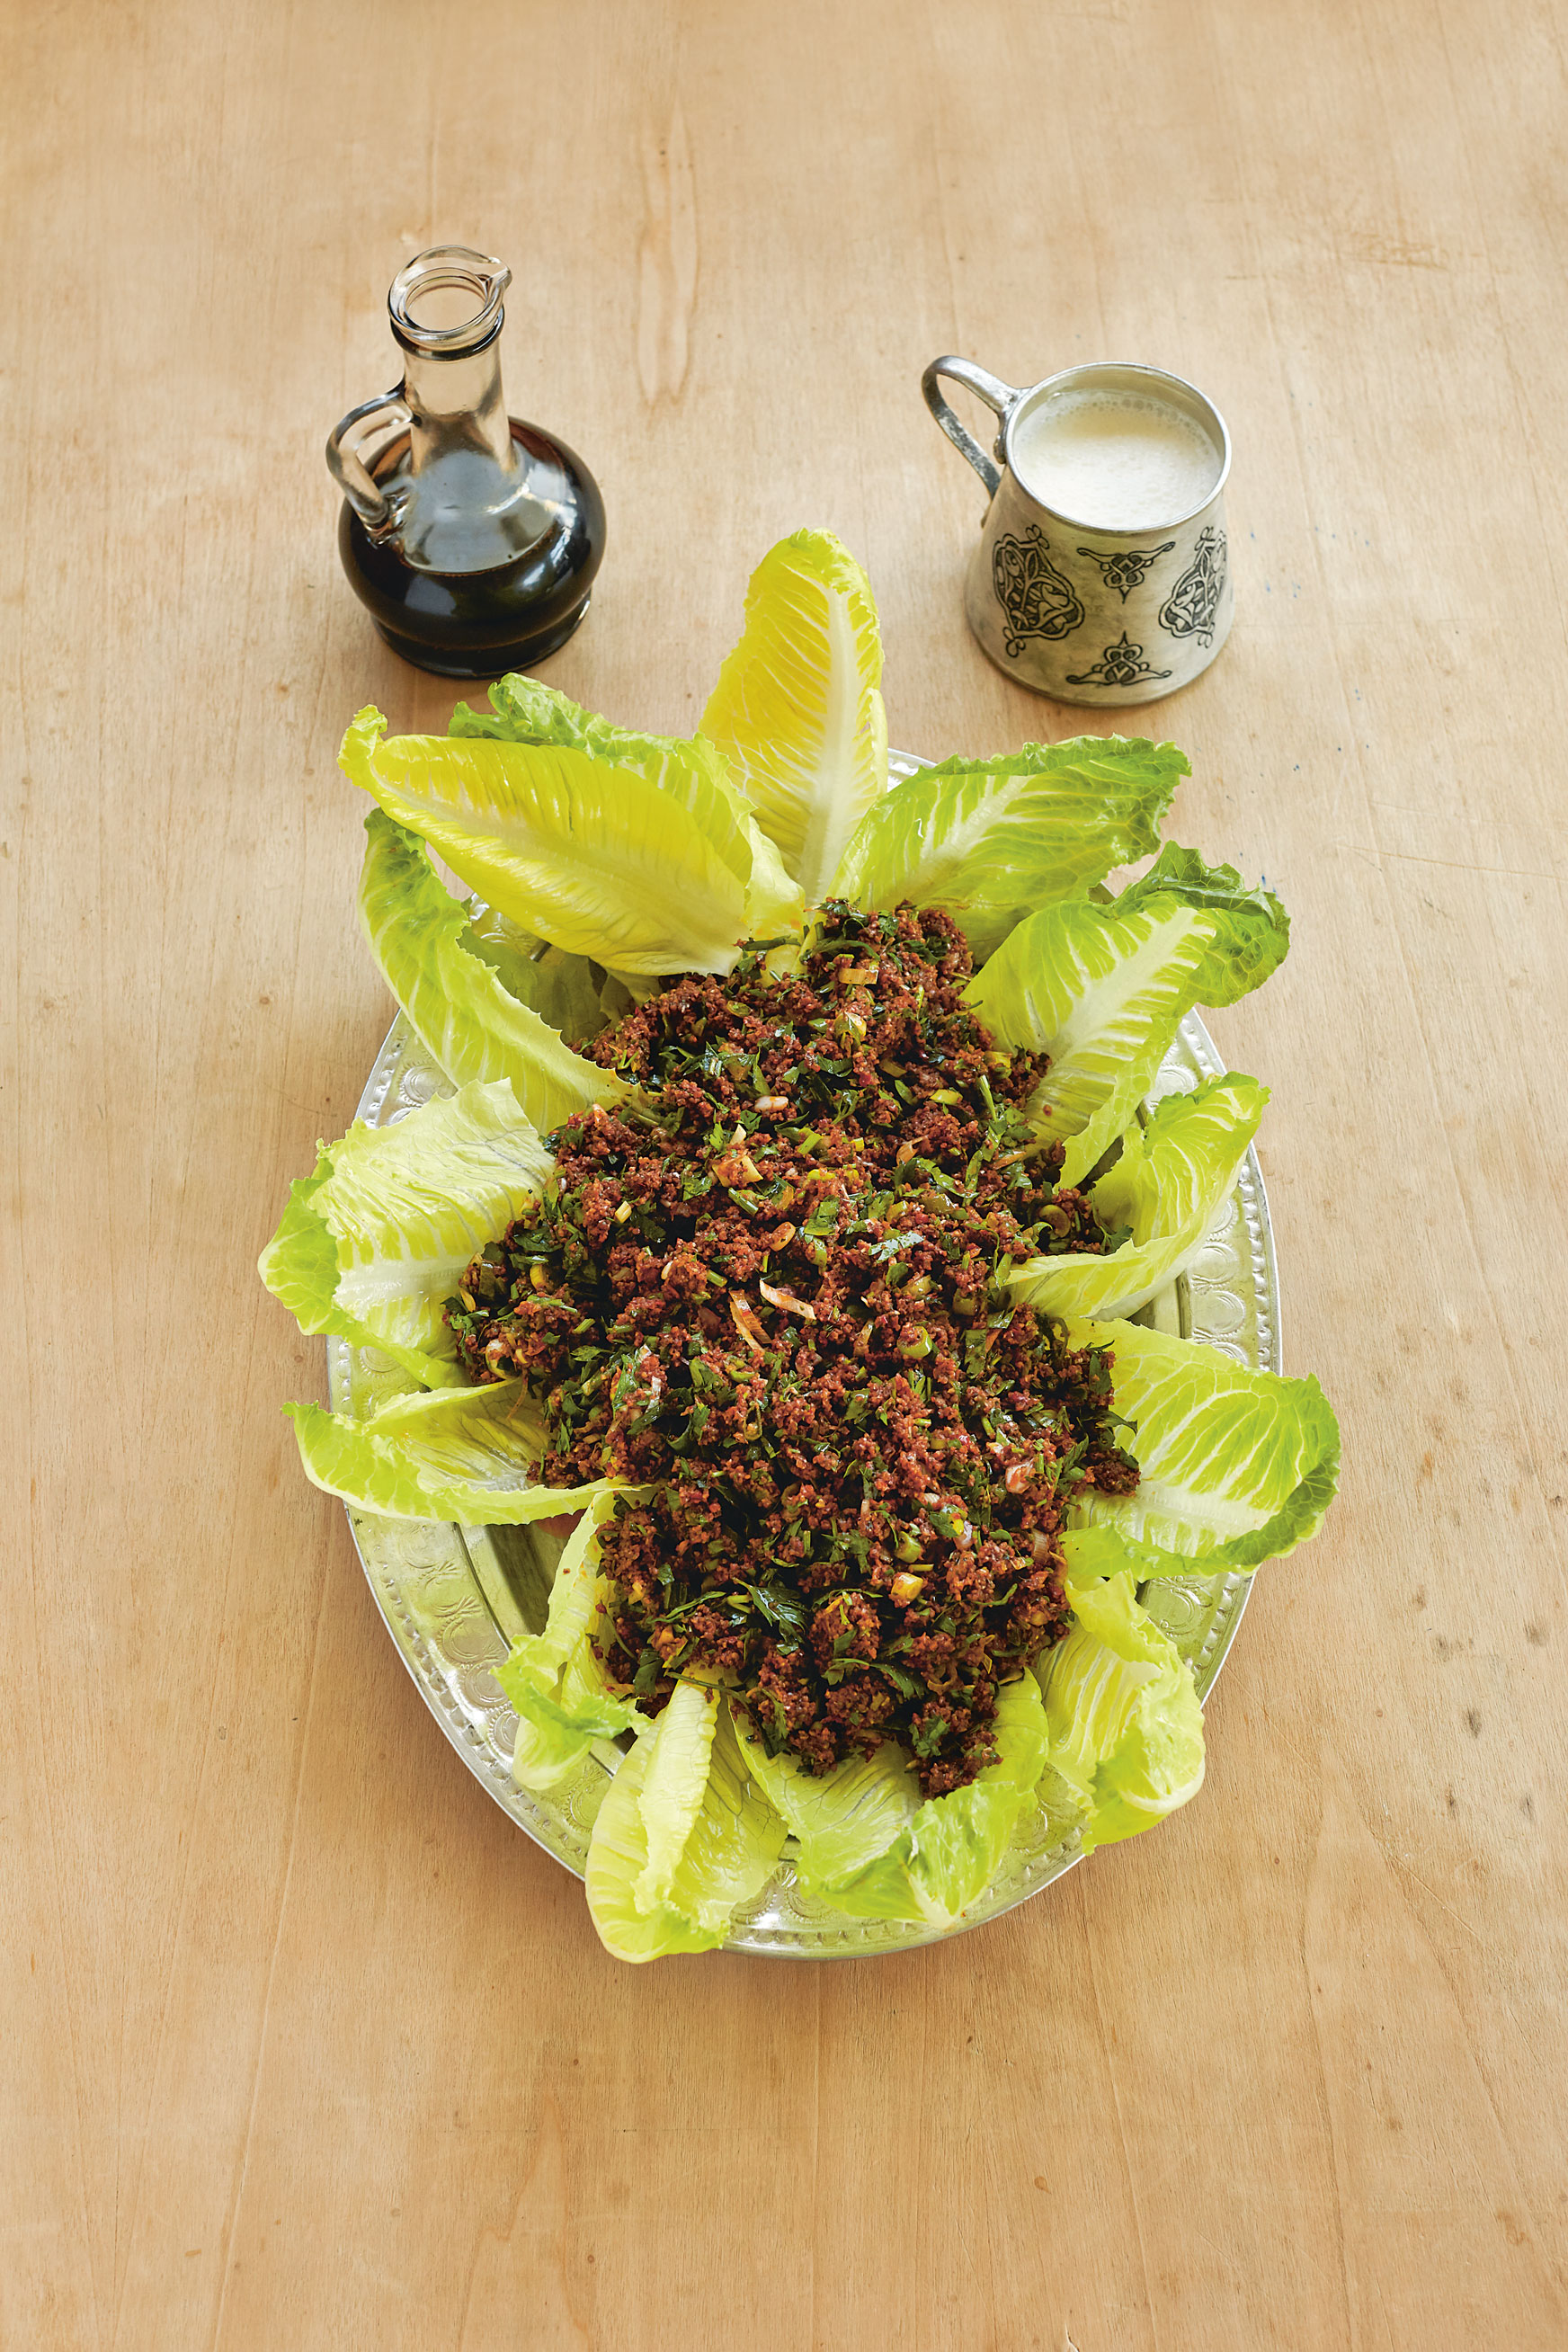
[1009,389,1222,533]
[922,356,1234,704]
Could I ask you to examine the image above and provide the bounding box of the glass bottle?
[327,246,605,679]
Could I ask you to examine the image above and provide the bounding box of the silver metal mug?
[922,357,1233,707]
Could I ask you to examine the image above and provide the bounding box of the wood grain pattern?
[4,1,1565,2345]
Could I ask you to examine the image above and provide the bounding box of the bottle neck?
[402,337,516,476]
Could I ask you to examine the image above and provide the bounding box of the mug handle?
[921,357,1024,499]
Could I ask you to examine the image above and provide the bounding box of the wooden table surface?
[7,3,1566,2346]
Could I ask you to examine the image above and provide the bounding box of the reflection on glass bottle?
[327,246,605,679]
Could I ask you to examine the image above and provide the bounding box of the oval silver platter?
[327,753,1280,1957]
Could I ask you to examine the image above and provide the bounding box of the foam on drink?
[1011,390,1221,530]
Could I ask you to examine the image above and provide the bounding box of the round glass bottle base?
[370,595,592,680]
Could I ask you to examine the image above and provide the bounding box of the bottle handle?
[921,357,1024,500]
[326,386,413,529]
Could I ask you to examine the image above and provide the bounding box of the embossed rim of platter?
[327,753,1279,1957]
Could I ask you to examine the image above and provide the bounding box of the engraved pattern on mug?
[1159,525,1228,646]
[1064,632,1174,690]
[1074,541,1176,602]
[991,524,1084,655]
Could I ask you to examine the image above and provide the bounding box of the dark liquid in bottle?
[338,419,606,681]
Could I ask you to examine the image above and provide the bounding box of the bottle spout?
[388,245,519,480]
[326,247,516,529]
[388,246,512,357]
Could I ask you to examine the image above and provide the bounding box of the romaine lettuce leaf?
[341,708,801,976]
[699,528,889,905]
[1037,1571,1206,1849]
[833,737,1186,959]
[1008,1074,1267,1320]
[583,1728,720,1961]
[450,673,661,762]
[283,1378,607,1523]
[966,847,1287,1184]
[584,1697,788,1961]
[261,1161,360,1353]
[358,811,624,1128]
[1057,1524,1198,1586]
[503,1491,615,1680]
[460,903,607,1048]
[1114,844,1289,1005]
[634,1678,722,1913]
[258,1079,550,1387]
[501,1494,638,1789]
[450,676,806,953]
[509,1672,631,1790]
[730,1713,922,1891]
[966,892,1215,1186]
[823,1675,1051,1925]
[1059,1315,1341,1567]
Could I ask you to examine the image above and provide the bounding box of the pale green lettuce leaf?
[358,811,624,1128]
[341,708,801,976]
[833,737,1186,959]
[283,1378,608,1524]
[966,851,1289,1185]
[451,675,803,948]
[965,892,1217,1187]
[461,904,607,1047]
[1037,1571,1206,1849]
[1115,844,1289,1006]
[258,1079,551,1388]
[451,673,662,762]
[583,1729,720,1962]
[1058,1524,1199,1586]
[736,817,806,946]
[501,1493,638,1789]
[1060,1519,1287,1589]
[699,528,888,905]
[504,1491,616,1680]
[258,1163,354,1351]
[634,1679,722,1914]
[1007,1074,1267,1321]
[509,1672,631,1791]
[1058,1315,1341,1567]
[824,1676,1051,1925]
[655,1702,788,1933]
[730,1711,921,1891]
[585,1699,788,1962]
